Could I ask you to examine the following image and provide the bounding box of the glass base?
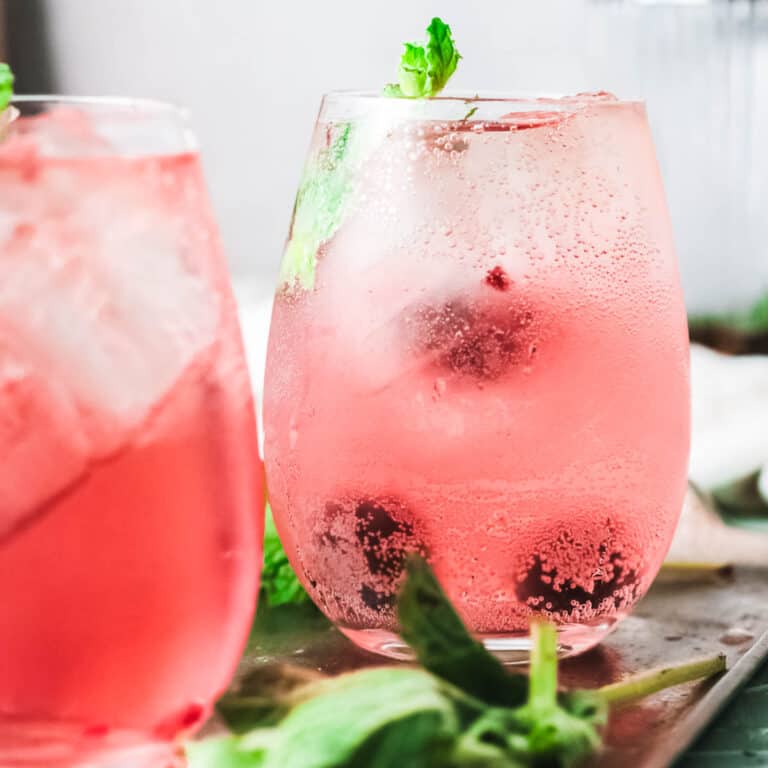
[341,619,619,664]
[0,721,185,768]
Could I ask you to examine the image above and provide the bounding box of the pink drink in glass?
[265,93,690,660]
[0,101,263,766]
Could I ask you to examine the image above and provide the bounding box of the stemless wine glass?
[264,92,690,661]
[0,98,263,766]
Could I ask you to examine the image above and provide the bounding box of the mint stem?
[597,653,726,707]
[529,621,558,707]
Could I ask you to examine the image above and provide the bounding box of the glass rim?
[322,89,645,109]
[5,95,197,156]
[10,94,190,119]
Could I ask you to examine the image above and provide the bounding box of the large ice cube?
[1,218,218,437]
[0,352,88,538]
[0,148,218,533]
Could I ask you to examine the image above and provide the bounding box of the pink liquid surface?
[265,98,690,657]
[0,108,263,763]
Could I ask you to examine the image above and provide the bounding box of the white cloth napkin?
[690,344,768,490]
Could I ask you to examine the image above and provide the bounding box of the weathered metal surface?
[228,566,768,767]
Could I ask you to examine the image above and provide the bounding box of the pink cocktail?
[0,99,263,766]
[265,93,690,660]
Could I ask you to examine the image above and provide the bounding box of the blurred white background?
[4,0,768,311]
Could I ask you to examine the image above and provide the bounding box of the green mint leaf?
[385,17,461,99]
[462,106,478,121]
[0,63,14,111]
[344,710,456,768]
[399,42,429,97]
[280,123,353,290]
[425,17,461,94]
[240,668,458,768]
[260,505,310,606]
[397,556,528,708]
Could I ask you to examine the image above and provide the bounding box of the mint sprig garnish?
[0,63,14,111]
[279,17,461,290]
[384,17,461,99]
[189,557,725,768]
